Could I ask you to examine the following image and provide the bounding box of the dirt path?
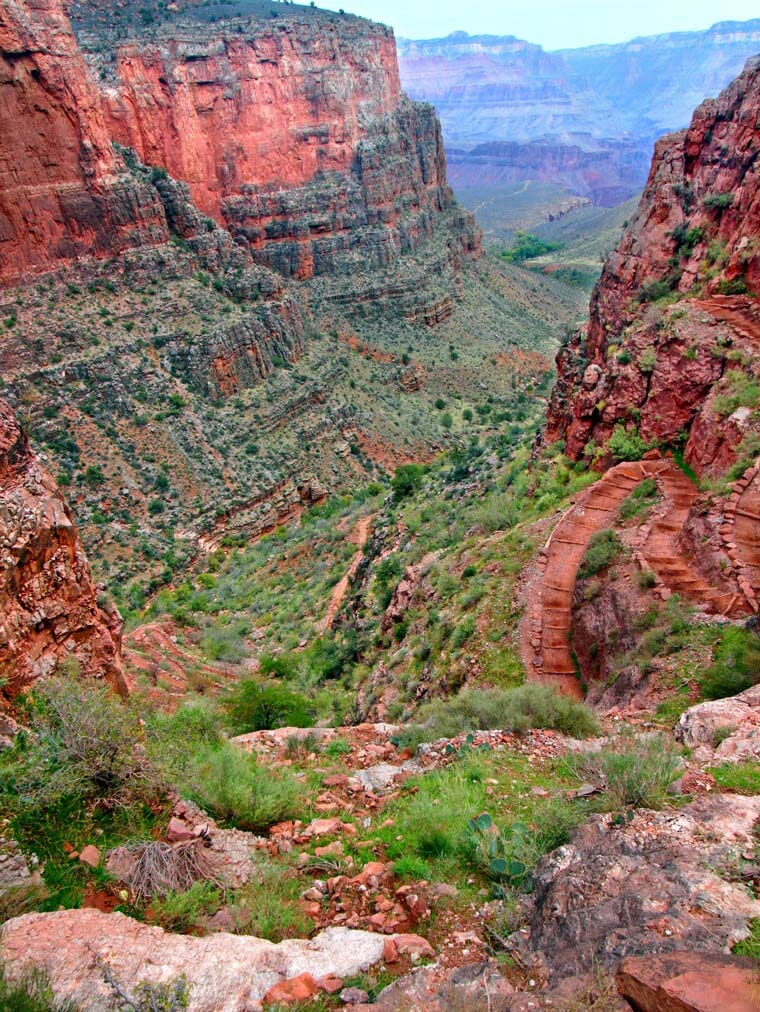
[695,294,760,343]
[522,457,751,697]
[318,513,376,633]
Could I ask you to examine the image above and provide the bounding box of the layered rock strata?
[0,399,125,700]
[0,0,169,284]
[546,57,760,476]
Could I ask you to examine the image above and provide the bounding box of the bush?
[5,676,157,810]
[572,733,679,809]
[700,626,760,699]
[150,881,222,933]
[578,529,623,579]
[391,463,426,500]
[181,744,301,831]
[702,192,734,211]
[619,477,658,521]
[224,681,313,734]
[607,424,650,461]
[397,684,598,749]
[712,370,760,417]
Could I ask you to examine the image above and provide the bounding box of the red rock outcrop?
[97,17,401,220]
[0,399,126,701]
[86,12,473,281]
[0,0,169,284]
[546,57,760,476]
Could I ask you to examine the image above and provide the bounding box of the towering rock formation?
[546,57,760,477]
[0,0,168,283]
[0,399,126,701]
[0,0,477,285]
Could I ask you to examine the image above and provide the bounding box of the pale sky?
[329,0,760,50]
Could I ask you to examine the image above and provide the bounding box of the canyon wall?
[545,57,760,476]
[0,399,126,701]
[95,18,401,220]
[0,0,476,287]
[399,21,760,205]
[0,0,168,283]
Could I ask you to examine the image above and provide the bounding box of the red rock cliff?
[85,10,468,280]
[546,57,760,476]
[98,18,401,219]
[0,399,126,701]
[0,0,168,283]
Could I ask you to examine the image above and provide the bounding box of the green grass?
[369,751,585,896]
[396,683,599,750]
[578,529,623,580]
[708,762,760,795]
[734,919,760,961]
[178,743,304,832]
[565,733,680,810]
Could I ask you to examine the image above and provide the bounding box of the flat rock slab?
[617,950,760,1011]
[0,908,393,1011]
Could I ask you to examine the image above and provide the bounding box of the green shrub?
[391,463,426,500]
[640,347,657,373]
[0,964,76,1012]
[578,529,623,579]
[392,856,432,880]
[702,192,734,211]
[607,424,650,461]
[181,744,301,831]
[325,739,352,758]
[150,881,222,933]
[397,684,598,749]
[619,477,658,521]
[712,370,760,417]
[4,676,157,810]
[145,700,224,782]
[224,681,313,734]
[571,733,679,809]
[700,626,760,700]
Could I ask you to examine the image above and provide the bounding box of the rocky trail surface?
[3,706,760,1010]
[522,455,755,695]
[319,514,376,633]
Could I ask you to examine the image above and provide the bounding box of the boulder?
[509,794,760,984]
[674,684,760,760]
[617,950,759,1011]
[0,908,404,1011]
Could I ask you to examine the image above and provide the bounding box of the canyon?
[1,2,760,1010]
[399,20,760,210]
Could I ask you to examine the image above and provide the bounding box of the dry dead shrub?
[113,839,222,904]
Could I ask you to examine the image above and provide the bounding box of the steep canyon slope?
[526,57,760,694]
[546,57,760,475]
[0,0,583,621]
[0,398,125,700]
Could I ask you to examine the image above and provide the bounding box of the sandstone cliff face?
[546,57,760,476]
[96,18,401,220]
[86,14,467,281]
[0,0,168,284]
[0,399,126,701]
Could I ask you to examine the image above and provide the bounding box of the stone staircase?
[525,456,753,696]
